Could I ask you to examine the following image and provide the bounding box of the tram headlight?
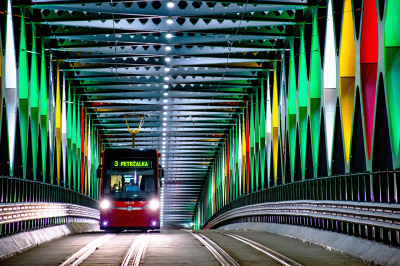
[144,199,160,210]
[101,200,111,209]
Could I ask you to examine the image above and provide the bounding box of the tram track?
[223,232,304,266]
[59,234,116,266]
[187,230,240,266]
[121,233,149,266]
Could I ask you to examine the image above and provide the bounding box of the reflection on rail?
[224,233,304,266]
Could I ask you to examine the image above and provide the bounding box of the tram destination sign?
[111,160,152,168]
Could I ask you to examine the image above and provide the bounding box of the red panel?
[81,107,85,193]
[361,64,377,159]
[360,0,378,159]
[226,139,229,203]
[246,105,250,193]
[360,0,378,64]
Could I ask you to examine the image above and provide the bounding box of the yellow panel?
[341,78,355,164]
[340,0,355,78]
[339,0,356,164]
[272,70,279,128]
[56,62,61,185]
[273,69,279,181]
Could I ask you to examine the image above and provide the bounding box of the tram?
[99,149,161,232]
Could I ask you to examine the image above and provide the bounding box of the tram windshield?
[104,169,156,201]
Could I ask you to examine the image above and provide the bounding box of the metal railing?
[203,170,400,246]
[0,176,99,237]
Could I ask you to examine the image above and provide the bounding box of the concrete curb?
[0,223,100,260]
[217,222,400,266]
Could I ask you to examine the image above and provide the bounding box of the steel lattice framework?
[18,0,310,227]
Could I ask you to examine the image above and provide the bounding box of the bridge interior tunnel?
[0,0,400,264]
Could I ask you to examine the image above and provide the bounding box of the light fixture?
[163,99,168,103]
[165,57,171,62]
[164,92,169,96]
[163,106,168,109]
[163,112,167,115]
[164,85,169,88]
[162,141,166,144]
[166,19,173,24]
[165,46,172,51]
[166,33,173,39]
[163,133,166,136]
[163,128,167,131]
[163,117,167,121]
[165,67,170,72]
[162,146,166,149]
[164,77,170,81]
[163,123,167,126]
[167,1,174,8]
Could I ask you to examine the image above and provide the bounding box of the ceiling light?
[163,137,166,140]
[164,77,170,81]
[163,112,167,115]
[165,57,171,62]
[163,117,167,121]
[163,106,168,109]
[162,146,166,149]
[166,19,173,24]
[163,141,166,144]
[163,133,166,136]
[163,99,168,103]
[163,128,167,131]
[164,92,169,96]
[163,123,167,126]
[165,67,170,72]
[164,85,169,88]
[166,33,173,39]
[165,46,172,51]
[167,1,174,8]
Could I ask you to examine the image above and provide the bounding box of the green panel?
[30,24,39,179]
[259,79,266,189]
[299,25,308,176]
[249,96,255,192]
[299,107,307,176]
[288,42,297,114]
[288,42,297,178]
[310,11,322,168]
[254,87,260,190]
[40,43,48,181]
[298,26,308,108]
[384,0,400,156]
[19,15,29,176]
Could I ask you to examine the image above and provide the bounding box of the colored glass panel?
[384,0,400,156]
[310,11,322,169]
[340,0,356,164]
[360,0,378,160]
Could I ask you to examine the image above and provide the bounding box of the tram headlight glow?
[149,199,160,210]
[101,200,110,209]
[143,199,160,210]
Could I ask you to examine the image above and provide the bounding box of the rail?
[0,202,99,225]
[202,170,400,246]
[204,200,400,246]
[0,176,99,237]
